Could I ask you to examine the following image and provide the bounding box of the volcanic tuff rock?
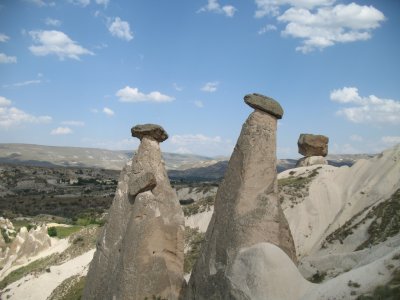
[0,223,51,279]
[83,124,184,300]
[131,123,169,142]
[298,134,329,157]
[185,94,296,299]
[295,156,327,167]
[244,93,284,119]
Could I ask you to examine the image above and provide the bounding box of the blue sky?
[0,0,399,158]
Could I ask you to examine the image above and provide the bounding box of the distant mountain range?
[0,143,215,171]
[0,143,374,181]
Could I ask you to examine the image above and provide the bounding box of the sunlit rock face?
[83,124,184,300]
[185,94,296,299]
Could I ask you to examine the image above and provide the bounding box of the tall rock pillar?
[185,93,296,299]
[83,124,185,300]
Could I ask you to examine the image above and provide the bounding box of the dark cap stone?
[131,124,168,143]
[244,93,284,119]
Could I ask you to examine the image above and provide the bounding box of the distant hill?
[168,154,375,181]
[0,143,215,171]
[0,144,374,180]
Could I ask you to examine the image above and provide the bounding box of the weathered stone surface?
[0,223,51,278]
[298,134,329,157]
[229,243,314,300]
[131,124,168,142]
[244,93,284,119]
[128,172,156,198]
[84,126,184,300]
[296,156,327,167]
[185,100,296,299]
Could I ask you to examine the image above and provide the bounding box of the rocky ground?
[0,144,398,299]
[0,164,118,218]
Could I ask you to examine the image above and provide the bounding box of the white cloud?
[278,3,385,53]
[51,126,73,135]
[61,120,85,126]
[0,97,52,128]
[332,143,360,154]
[198,0,237,17]
[0,53,17,64]
[26,0,55,7]
[68,0,90,7]
[194,100,204,108]
[94,43,108,49]
[95,0,109,7]
[254,1,385,53]
[168,133,233,156]
[3,80,41,88]
[350,134,363,142]
[29,30,94,60]
[103,107,114,116]
[108,17,133,41]
[45,18,61,27]
[0,96,12,107]
[116,86,174,103]
[330,87,400,124]
[173,83,183,92]
[0,33,9,42]
[258,24,277,35]
[330,87,362,104]
[82,137,139,150]
[171,134,222,145]
[201,81,219,92]
[254,0,335,18]
[382,136,400,145]
[175,147,193,154]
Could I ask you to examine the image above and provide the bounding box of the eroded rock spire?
[185,93,296,299]
[84,124,184,300]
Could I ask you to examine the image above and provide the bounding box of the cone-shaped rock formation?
[83,124,184,300]
[185,93,296,299]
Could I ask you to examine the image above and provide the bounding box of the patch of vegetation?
[392,253,400,260]
[47,225,82,239]
[278,167,321,189]
[48,226,58,237]
[356,268,400,300]
[348,280,361,288]
[308,270,327,283]
[0,253,58,290]
[1,228,11,243]
[0,226,99,290]
[278,176,312,189]
[72,213,105,227]
[182,196,215,217]
[26,223,37,232]
[47,275,86,300]
[323,204,373,247]
[55,226,83,239]
[184,227,205,274]
[11,219,35,232]
[356,189,400,251]
[278,168,322,208]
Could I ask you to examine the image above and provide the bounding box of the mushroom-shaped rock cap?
[244,93,284,119]
[131,124,168,142]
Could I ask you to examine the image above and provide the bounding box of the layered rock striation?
[83,124,185,300]
[185,93,296,299]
